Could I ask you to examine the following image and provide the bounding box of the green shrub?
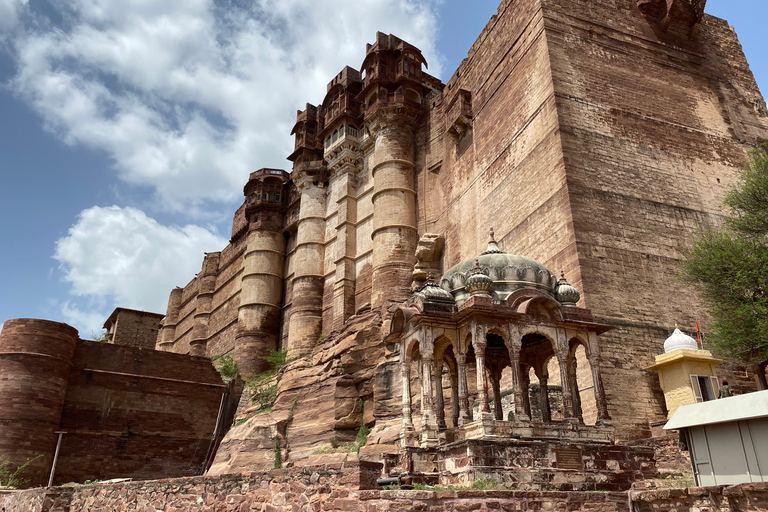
[265,349,288,372]
[246,376,277,410]
[0,455,40,489]
[472,478,498,490]
[211,354,239,380]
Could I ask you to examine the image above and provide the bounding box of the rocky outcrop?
[209,309,403,474]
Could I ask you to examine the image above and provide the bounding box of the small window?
[275,194,281,201]
[690,375,718,402]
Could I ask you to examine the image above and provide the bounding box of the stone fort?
[2,0,768,497]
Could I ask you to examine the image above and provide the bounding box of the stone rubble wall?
[631,482,768,512]
[5,469,767,512]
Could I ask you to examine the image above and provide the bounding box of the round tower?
[360,33,426,311]
[157,286,183,351]
[235,168,289,376]
[190,252,221,356]
[0,318,79,487]
[285,169,327,359]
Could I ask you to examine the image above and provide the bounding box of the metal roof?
[664,389,768,430]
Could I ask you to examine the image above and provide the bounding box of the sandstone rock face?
[209,310,403,472]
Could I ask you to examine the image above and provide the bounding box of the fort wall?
[0,319,225,487]
[542,0,768,439]
[151,0,768,443]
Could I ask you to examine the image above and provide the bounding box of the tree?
[680,144,768,389]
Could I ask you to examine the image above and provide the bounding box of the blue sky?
[0,0,765,338]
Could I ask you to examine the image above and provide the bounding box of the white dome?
[663,328,698,353]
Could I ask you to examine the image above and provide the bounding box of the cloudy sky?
[0,0,765,338]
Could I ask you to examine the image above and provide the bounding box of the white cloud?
[54,206,228,319]
[9,0,443,216]
[0,0,27,32]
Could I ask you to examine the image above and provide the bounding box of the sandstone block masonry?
[0,318,226,487]
[154,0,768,447]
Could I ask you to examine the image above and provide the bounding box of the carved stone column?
[456,352,472,424]
[556,328,577,422]
[420,336,439,446]
[434,359,447,429]
[506,328,530,422]
[449,366,460,427]
[588,353,612,426]
[472,329,491,415]
[557,355,578,423]
[491,364,503,421]
[569,355,584,423]
[521,366,531,419]
[538,368,551,423]
[400,358,415,435]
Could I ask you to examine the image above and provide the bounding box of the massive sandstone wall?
[540,0,768,439]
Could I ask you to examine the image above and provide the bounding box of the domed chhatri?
[663,327,699,353]
[441,227,559,304]
[420,274,455,304]
[555,272,581,306]
[465,260,494,297]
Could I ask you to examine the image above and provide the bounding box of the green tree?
[680,144,768,389]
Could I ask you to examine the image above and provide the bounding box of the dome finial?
[481,226,504,255]
[556,271,580,306]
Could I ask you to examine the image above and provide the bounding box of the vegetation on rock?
[211,354,239,380]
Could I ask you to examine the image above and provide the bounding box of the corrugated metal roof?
[664,390,768,430]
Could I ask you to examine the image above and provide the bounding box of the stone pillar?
[419,336,439,446]
[329,161,358,330]
[507,343,530,422]
[472,337,491,415]
[400,358,415,435]
[588,351,612,425]
[456,352,472,424]
[538,369,551,423]
[158,287,183,351]
[449,365,460,427]
[0,319,79,487]
[236,227,285,376]
[367,113,418,311]
[557,355,578,423]
[556,328,578,422]
[287,173,327,359]
[569,355,584,423]
[491,365,503,421]
[521,367,531,419]
[190,252,220,357]
[434,359,447,429]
